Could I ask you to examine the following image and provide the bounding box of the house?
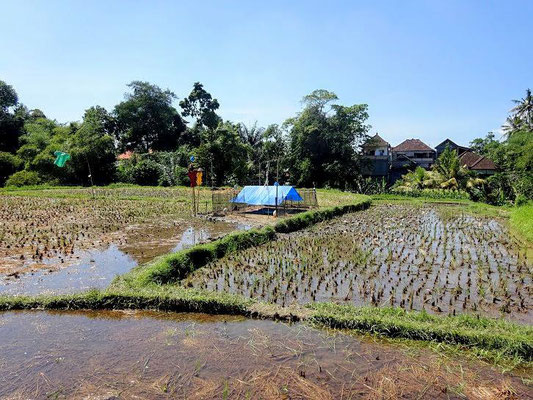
[361,133,391,178]
[392,139,435,169]
[390,139,435,183]
[435,139,471,158]
[459,151,497,176]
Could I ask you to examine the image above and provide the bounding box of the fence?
[211,187,318,214]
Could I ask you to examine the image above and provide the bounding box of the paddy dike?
[0,310,529,399]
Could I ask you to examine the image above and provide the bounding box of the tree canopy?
[286,90,370,188]
[114,81,186,152]
[0,77,530,205]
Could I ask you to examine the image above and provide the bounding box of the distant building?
[390,139,435,183]
[435,139,471,158]
[459,151,497,176]
[361,133,391,178]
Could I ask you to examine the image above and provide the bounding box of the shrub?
[132,159,162,186]
[0,152,22,186]
[5,170,41,187]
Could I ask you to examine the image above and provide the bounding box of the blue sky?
[1,0,531,147]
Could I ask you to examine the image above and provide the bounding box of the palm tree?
[509,88,533,130]
[502,115,524,137]
[238,122,264,148]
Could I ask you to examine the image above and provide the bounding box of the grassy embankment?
[0,188,531,365]
[510,203,533,243]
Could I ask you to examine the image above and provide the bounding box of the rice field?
[0,187,230,284]
[184,203,532,323]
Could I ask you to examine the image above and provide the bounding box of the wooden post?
[85,156,95,199]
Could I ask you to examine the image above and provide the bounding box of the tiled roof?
[459,151,497,170]
[436,139,459,149]
[117,151,134,160]
[392,139,434,152]
[364,133,389,148]
[436,138,471,153]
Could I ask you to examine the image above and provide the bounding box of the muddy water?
[0,310,529,399]
[0,221,245,295]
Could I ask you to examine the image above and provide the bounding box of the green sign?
[53,151,71,167]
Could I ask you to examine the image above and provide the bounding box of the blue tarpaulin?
[231,185,303,206]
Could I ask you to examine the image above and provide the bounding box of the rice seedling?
[184,204,532,323]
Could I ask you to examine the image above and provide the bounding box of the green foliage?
[393,148,486,201]
[286,90,370,188]
[467,90,532,204]
[179,82,221,130]
[0,80,25,153]
[510,203,533,242]
[503,88,533,134]
[433,145,463,182]
[114,81,186,152]
[5,170,41,187]
[117,150,193,186]
[197,122,249,186]
[69,106,117,185]
[138,227,277,285]
[0,151,22,186]
[130,158,163,186]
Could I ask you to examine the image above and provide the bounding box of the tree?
[0,151,22,186]
[69,106,117,185]
[302,89,338,112]
[179,82,221,130]
[286,90,370,188]
[238,122,265,183]
[469,132,501,156]
[0,80,25,153]
[114,81,185,152]
[433,145,462,181]
[510,88,533,130]
[197,122,249,186]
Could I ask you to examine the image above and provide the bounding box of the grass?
[127,227,277,286]
[316,189,369,208]
[510,203,533,243]
[309,303,532,363]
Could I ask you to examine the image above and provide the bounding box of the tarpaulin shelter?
[231,185,303,206]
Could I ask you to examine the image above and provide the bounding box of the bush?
[132,159,162,186]
[0,152,22,186]
[5,170,41,187]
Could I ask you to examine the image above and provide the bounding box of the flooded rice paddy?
[184,204,532,323]
[0,191,245,295]
[0,310,529,399]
